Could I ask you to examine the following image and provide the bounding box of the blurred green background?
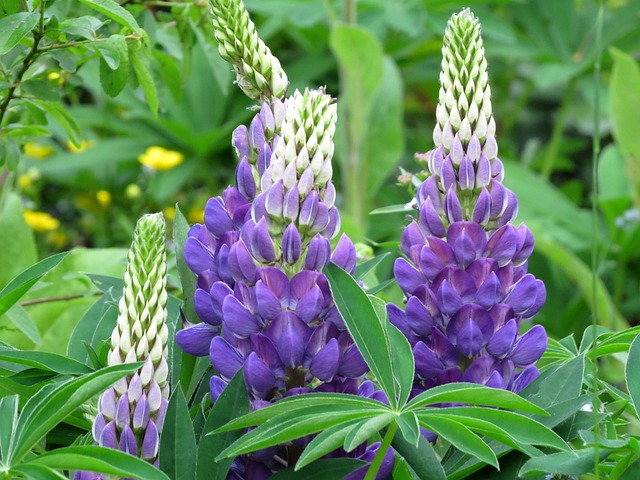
[2,0,640,357]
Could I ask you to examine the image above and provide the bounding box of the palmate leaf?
[406,382,547,414]
[324,263,397,409]
[215,407,383,460]
[519,447,613,477]
[11,464,67,480]
[625,333,640,419]
[159,387,196,480]
[214,393,388,433]
[0,395,19,464]
[9,362,141,463]
[395,411,420,448]
[343,413,395,452]
[391,430,446,480]
[18,446,170,480]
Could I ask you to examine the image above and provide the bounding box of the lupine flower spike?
[76,213,169,479]
[211,0,288,101]
[390,8,548,396]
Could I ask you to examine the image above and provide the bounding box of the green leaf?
[130,45,159,116]
[67,295,117,364]
[22,445,171,480]
[216,408,380,460]
[424,407,568,451]
[159,387,196,480]
[0,349,91,375]
[388,322,414,409]
[10,362,141,463]
[369,204,413,215]
[519,448,612,477]
[0,252,69,317]
[75,0,143,36]
[173,205,197,324]
[0,12,38,55]
[11,464,67,479]
[295,419,363,470]
[392,431,446,480]
[58,16,104,40]
[355,252,390,280]
[420,415,498,468]
[98,34,129,97]
[396,411,420,448]
[343,413,394,452]
[406,383,547,415]
[32,100,82,147]
[0,395,19,463]
[21,80,61,102]
[324,263,396,409]
[0,194,36,290]
[4,305,40,345]
[626,333,640,419]
[363,57,404,202]
[271,458,367,480]
[610,48,640,162]
[198,369,249,480]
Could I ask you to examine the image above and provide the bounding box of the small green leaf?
[519,448,612,477]
[0,349,92,375]
[21,79,61,102]
[369,204,412,215]
[387,322,414,409]
[324,263,397,409]
[58,16,104,40]
[355,252,390,280]
[396,411,420,448]
[0,12,38,55]
[22,446,171,480]
[295,420,363,470]
[626,334,640,419]
[4,304,40,345]
[343,413,394,452]
[75,0,143,36]
[32,100,81,146]
[98,34,129,97]
[159,387,196,480]
[420,416,498,468]
[392,429,446,480]
[130,45,159,116]
[197,369,250,480]
[0,252,69,317]
[406,383,547,415]
[0,395,19,463]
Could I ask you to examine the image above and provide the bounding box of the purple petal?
[176,322,218,356]
[204,197,234,237]
[210,376,228,403]
[296,285,324,323]
[194,288,221,326]
[310,338,340,382]
[510,325,548,367]
[394,258,427,296]
[444,187,463,223]
[405,296,434,337]
[115,393,130,429]
[141,419,159,460]
[504,273,538,314]
[210,336,245,379]
[283,184,300,222]
[282,223,302,264]
[228,240,257,284]
[414,341,444,379]
[437,279,463,317]
[119,424,137,456]
[419,197,446,237]
[305,234,331,270]
[485,225,517,267]
[458,155,475,190]
[511,365,540,393]
[184,237,215,275]
[475,272,501,309]
[244,352,277,395]
[486,318,517,358]
[99,420,118,449]
[133,394,151,431]
[232,125,250,159]
[99,388,117,420]
[249,114,265,151]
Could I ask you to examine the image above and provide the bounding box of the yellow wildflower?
[68,140,94,153]
[19,174,32,189]
[138,146,184,171]
[47,71,65,86]
[96,190,111,207]
[24,142,53,159]
[188,206,205,224]
[24,210,60,232]
[163,206,176,222]
[47,230,68,249]
[125,184,141,199]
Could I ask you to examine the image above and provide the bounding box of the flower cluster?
[76,213,170,479]
[390,9,547,396]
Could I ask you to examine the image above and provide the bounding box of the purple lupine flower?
[75,214,170,479]
[390,9,547,398]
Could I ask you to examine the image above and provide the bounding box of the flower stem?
[363,421,397,480]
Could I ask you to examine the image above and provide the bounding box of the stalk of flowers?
[75,213,170,480]
[390,8,548,397]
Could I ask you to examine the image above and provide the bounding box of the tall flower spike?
[78,213,170,479]
[392,9,547,402]
[211,0,289,100]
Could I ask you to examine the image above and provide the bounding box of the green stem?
[363,422,397,480]
[590,4,605,477]
[540,78,577,180]
[502,77,534,137]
